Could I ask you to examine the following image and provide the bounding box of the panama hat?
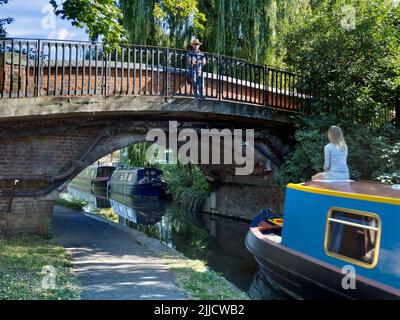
[191,38,202,45]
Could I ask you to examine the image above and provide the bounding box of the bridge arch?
[0,111,289,235]
[0,38,305,235]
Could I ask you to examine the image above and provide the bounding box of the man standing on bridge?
[187,39,206,99]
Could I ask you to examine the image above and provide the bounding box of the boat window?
[98,167,109,177]
[325,208,381,268]
[127,173,133,182]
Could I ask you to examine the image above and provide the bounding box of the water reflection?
[65,186,258,292]
[110,199,166,225]
[67,185,110,208]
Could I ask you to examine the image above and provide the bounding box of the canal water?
[64,186,259,293]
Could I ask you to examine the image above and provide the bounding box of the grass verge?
[55,194,87,211]
[57,193,118,222]
[0,236,80,300]
[158,253,250,300]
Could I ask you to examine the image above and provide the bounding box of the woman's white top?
[324,143,349,180]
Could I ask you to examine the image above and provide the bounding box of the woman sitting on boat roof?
[312,126,350,181]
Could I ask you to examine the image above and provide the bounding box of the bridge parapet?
[0,38,312,113]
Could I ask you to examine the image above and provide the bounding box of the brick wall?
[0,197,55,235]
[204,184,284,220]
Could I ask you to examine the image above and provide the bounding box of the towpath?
[51,205,188,300]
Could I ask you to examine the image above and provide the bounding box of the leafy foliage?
[371,124,400,184]
[199,0,290,65]
[50,0,125,51]
[283,0,399,123]
[275,117,400,185]
[275,0,400,185]
[56,193,88,210]
[120,0,158,45]
[92,207,119,222]
[162,162,209,211]
[154,0,206,48]
[126,142,152,167]
[120,0,205,48]
[119,0,313,65]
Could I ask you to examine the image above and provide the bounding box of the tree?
[119,0,308,65]
[275,0,400,185]
[50,0,125,51]
[120,0,206,48]
[283,0,399,124]
[152,0,206,48]
[118,0,315,66]
[0,0,14,37]
[120,0,158,45]
[197,0,312,66]
[126,142,152,167]
[199,0,272,63]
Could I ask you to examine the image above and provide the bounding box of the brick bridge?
[0,38,312,235]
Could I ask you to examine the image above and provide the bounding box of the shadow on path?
[51,205,188,300]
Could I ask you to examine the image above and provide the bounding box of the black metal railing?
[0,38,312,113]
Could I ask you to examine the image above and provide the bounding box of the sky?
[1,0,88,41]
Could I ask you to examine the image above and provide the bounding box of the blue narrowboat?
[107,167,165,202]
[245,181,400,299]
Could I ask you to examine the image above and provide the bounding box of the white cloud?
[2,0,88,41]
[47,28,76,40]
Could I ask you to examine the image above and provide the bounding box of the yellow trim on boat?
[287,183,400,205]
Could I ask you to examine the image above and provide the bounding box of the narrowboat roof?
[288,181,400,205]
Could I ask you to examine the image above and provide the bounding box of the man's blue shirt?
[187,50,205,74]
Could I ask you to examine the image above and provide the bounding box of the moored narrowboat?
[107,167,165,202]
[246,181,400,299]
[69,165,116,193]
